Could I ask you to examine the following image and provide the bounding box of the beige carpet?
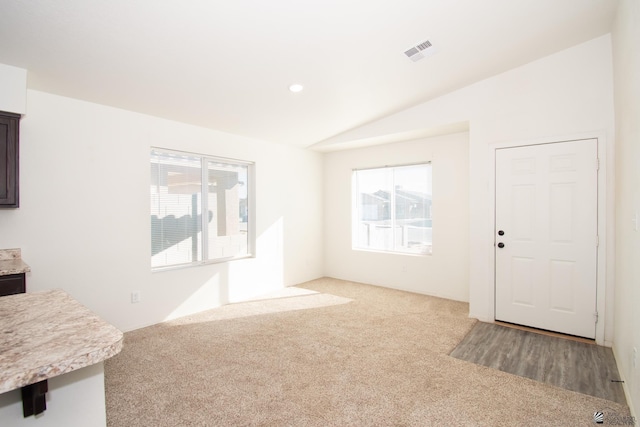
[105,278,631,426]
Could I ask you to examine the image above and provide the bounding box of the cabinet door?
[0,273,26,296]
[0,111,20,207]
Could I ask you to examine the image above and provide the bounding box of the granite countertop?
[0,289,123,394]
[0,248,31,276]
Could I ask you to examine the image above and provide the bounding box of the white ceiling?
[0,0,618,148]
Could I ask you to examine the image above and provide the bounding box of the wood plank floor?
[450,322,627,405]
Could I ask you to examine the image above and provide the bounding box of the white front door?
[495,139,598,339]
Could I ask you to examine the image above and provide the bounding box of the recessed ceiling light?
[289,84,304,93]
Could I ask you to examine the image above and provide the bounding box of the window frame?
[150,147,255,272]
[351,162,432,256]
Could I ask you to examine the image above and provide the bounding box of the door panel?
[549,259,575,312]
[495,139,598,339]
[511,257,534,306]
[512,185,535,239]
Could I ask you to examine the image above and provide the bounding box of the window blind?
[151,149,252,269]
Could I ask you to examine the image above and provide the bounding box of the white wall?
[0,364,106,427]
[612,0,640,418]
[0,90,324,332]
[317,35,616,343]
[0,63,26,114]
[324,132,469,301]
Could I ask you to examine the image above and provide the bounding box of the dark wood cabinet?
[0,111,20,208]
[0,273,26,296]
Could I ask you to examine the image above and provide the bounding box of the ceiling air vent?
[404,40,435,62]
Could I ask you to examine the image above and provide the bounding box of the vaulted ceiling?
[0,0,618,147]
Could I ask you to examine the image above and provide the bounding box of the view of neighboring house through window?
[353,163,432,255]
[150,149,253,269]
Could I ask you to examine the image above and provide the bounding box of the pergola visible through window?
[150,149,253,269]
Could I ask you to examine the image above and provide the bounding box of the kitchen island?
[0,289,123,426]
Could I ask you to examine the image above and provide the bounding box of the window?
[150,149,253,269]
[352,163,432,255]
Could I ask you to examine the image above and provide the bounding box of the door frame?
[487,132,611,345]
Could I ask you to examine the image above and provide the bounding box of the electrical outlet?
[131,291,141,304]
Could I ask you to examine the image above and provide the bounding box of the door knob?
[497,242,505,248]
[498,230,505,236]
